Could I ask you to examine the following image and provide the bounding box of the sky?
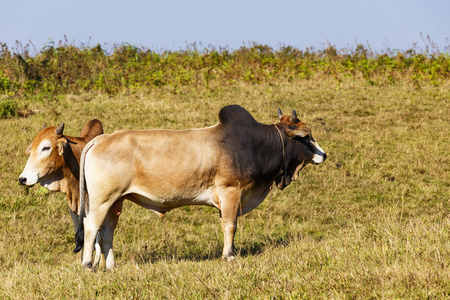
[1,0,448,54]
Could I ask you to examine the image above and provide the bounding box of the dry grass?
[0,77,449,299]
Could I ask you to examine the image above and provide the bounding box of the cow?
[74,105,327,269]
[18,119,121,266]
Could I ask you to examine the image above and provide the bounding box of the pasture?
[0,45,449,298]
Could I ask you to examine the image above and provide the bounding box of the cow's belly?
[126,185,219,210]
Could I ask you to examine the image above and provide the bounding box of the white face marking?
[310,138,326,165]
[312,154,325,164]
[38,140,53,158]
[19,139,53,186]
[19,159,39,186]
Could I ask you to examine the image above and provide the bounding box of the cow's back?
[84,128,222,204]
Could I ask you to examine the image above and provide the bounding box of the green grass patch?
[0,50,449,298]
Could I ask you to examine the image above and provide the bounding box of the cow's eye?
[42,146,51,151]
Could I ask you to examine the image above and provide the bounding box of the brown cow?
[18,120,121,266]
[75,105,327,269]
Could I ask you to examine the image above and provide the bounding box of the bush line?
[0,40,449,96]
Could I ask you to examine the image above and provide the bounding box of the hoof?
[82,262,95,271]
[105,263,116,270]
[222,255,236,262]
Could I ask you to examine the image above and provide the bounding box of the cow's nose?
[19,177,27,185]
[322,153,327,162]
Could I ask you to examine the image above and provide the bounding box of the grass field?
[0,72,449,298]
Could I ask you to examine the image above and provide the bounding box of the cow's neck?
[252,124,287,183]
[61,167,80,214]
[62,141,84,213]
[40,166,79,214]
[63,141,81,179]
[272,124,286,177]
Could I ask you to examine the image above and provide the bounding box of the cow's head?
[275,109,327,189]
[19,123,70,190]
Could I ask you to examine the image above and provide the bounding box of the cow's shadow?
[236,235,291,258]
[132,235,291,264]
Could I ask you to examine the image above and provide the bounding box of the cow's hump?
[218,105,258,126]
[80,119,104,141]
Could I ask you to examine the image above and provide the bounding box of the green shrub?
[0,72,12,93]
[0,100,17,118]
[0,40,449,96]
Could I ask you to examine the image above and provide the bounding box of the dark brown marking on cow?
[216,105,284,185]
[215,105,316,191]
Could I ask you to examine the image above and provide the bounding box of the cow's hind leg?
[93,234,103,267]
[81,203,111,269]
[71,209,102,267]
[217,186,242,261]
[98,209,120,270]
[93,199,122,268]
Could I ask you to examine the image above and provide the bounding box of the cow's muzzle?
[312,152,327,165]
[18,175,37,186]
[18,177,28,185]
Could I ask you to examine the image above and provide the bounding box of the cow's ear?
[291,110,300,124]
[56,137,67,156]
[278,108,283,120]
[286,125,311,138]
[25,144,32,155]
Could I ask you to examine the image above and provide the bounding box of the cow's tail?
[74,142,95,253]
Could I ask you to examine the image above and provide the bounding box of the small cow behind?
[19,120,121,266]
[75,105,327,269]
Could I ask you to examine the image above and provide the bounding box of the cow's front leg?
[218,186,242,261]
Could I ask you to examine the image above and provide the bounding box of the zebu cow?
[18,120,122,266]
[75,105,327,269]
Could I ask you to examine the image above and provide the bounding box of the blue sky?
[1,0,448,53]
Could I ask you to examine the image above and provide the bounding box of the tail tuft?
[73,221,84,253]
